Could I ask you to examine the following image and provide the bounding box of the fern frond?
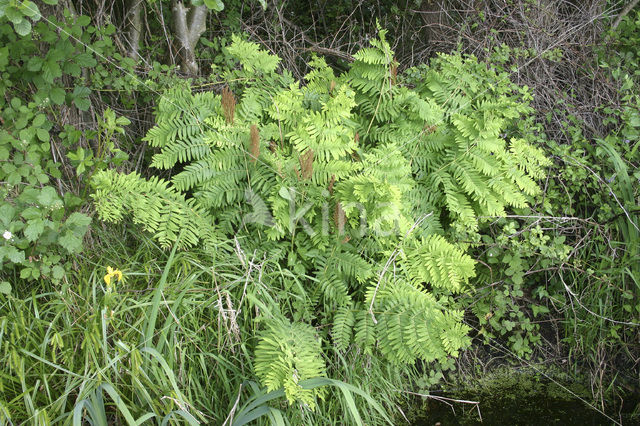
[254,319,326,408]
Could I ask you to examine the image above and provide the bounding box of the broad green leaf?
[37,187,61,207]
[0,204,15,225]
[50,87,66,105]
[24,219,45,242]
[52,265,65,280]
[203,0,224,11]
[58,231,83,253]
[0,281,11,295]
[13,19,32,36]
[7,247,25,263]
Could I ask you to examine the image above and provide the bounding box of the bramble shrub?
[0,2,98,287]
[92,28,549,410]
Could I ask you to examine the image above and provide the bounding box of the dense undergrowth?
[0,1,639,424]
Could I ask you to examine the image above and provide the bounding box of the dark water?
[409,374,639,425]
[412,394,625,425]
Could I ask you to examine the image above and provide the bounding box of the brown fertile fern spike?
[300,149,314,180]
[329,80,336,94]
[390,60,398,86]
[249,125,260,163]
[221,87,236,124]
[328,175,336,194]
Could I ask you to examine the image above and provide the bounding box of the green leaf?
[203,0,224,11]
[278,186,292,201]
[76,15,91,26]
[0,204,15,225]
[21,1,41,19]
[74,52,97,67]
[73,96,91,111]
[50,87,66,105]
[21,207,41,221]
[58,231,83,253]
[0,46,8,69]
[64,212,91,231]
[52,265,65,280]
[32,114,46,127]
[24,219,45,242]
[0,281,11,295]
[20,268,32,279]
[27,57,43,72]
[13,19,32,36]
[37,187,62,208]
[7,247,25,264]
[36,128,49,142]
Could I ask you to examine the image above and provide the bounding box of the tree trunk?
[172,0,208,75]
[125,0,144,60]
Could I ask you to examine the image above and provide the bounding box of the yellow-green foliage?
[92,29,548,407]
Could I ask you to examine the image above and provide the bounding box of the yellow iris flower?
[104,266,123,287]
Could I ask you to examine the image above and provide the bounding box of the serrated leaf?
[50,87,66,105]
[75,52,96,67]
[32,114,46,127]
[27,57,43,71]
[13,19,32,36]
[21,207,41,220]
[76,15,91,26]
[21,2,40,18]
[7,247,25,264]
[24,219,44,242]
[65,212,91,231]
[37,187,61,207]
[36,128,49,142]
[58,231,83,253]
[52,265,65,280]
[0,204,15,225]
[73,96,90,111]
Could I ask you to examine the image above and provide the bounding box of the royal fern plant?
[92,30,548,408]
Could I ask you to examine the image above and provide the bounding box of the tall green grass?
[0,226,410,424]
